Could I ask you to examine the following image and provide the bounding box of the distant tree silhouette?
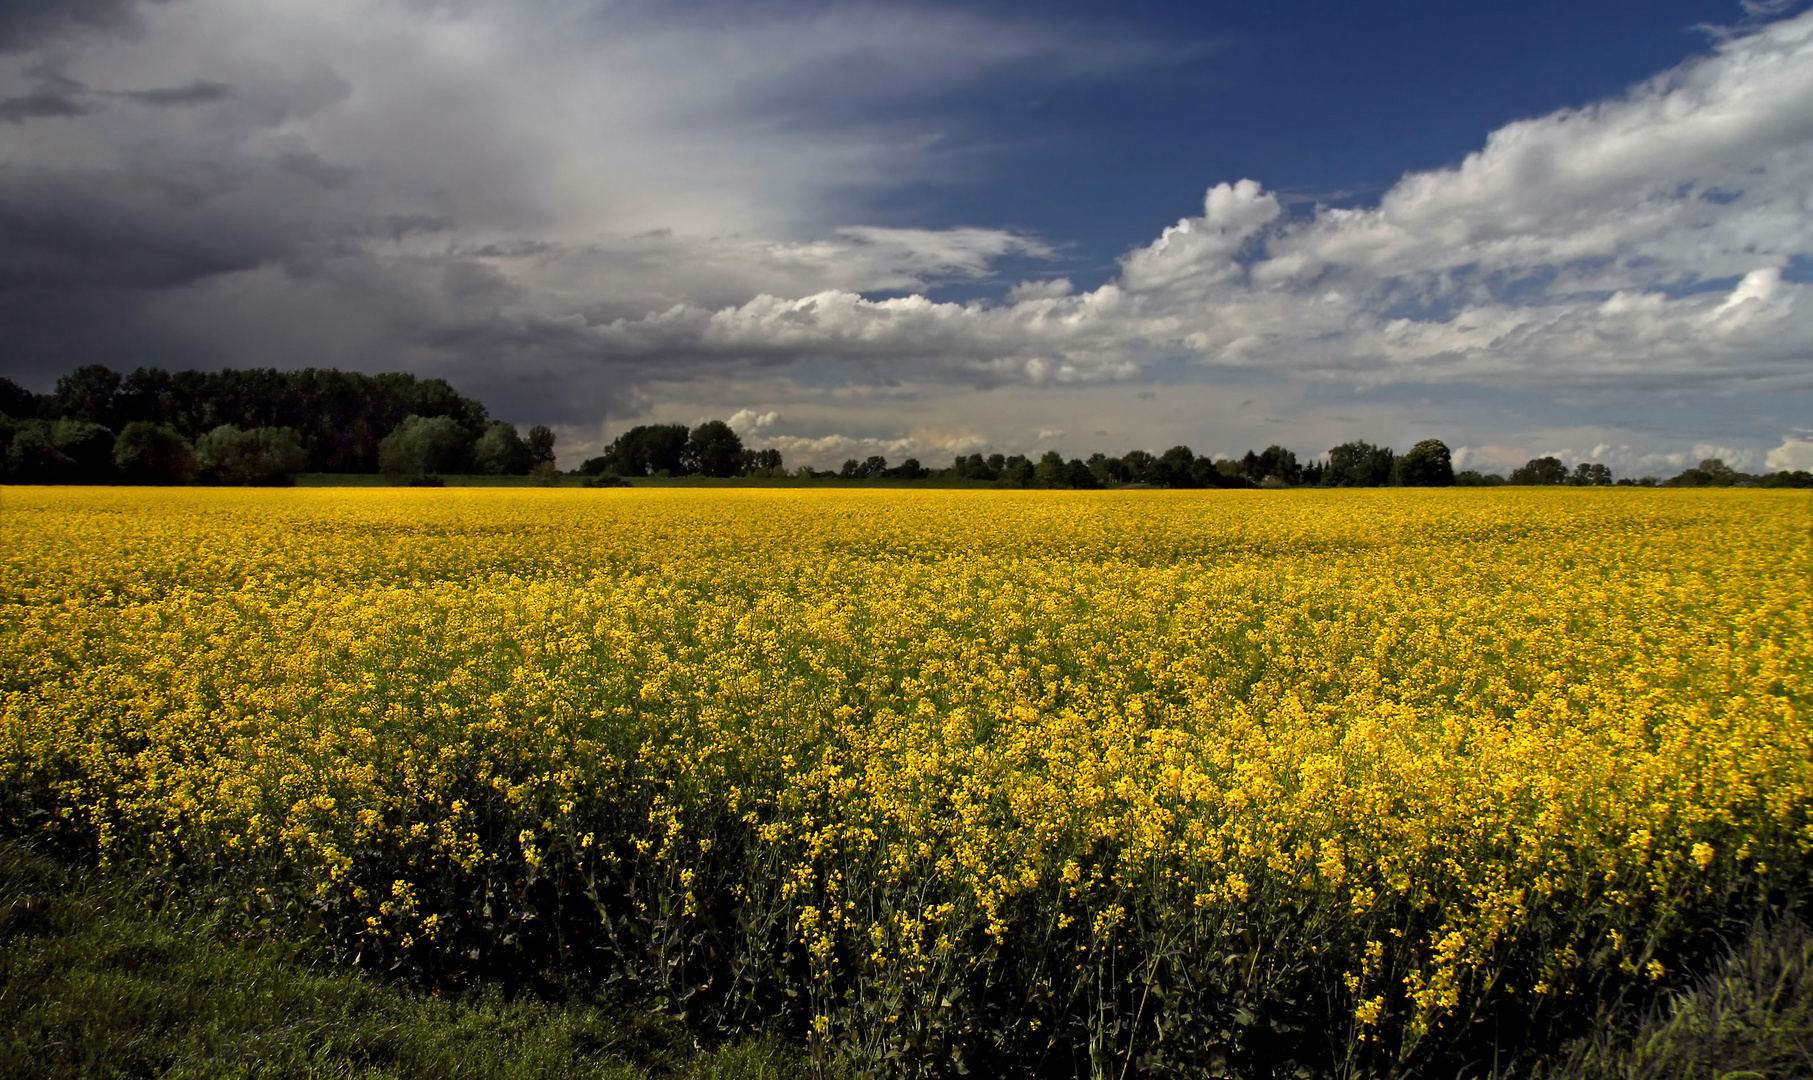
[1566,462,1613,486]
[197,425,307,485]
[114,422,194,485]
[588,424,689,476]
[685,421,745,477]
[1252,445,1301,485]
[1325,441,1395,486]
[53,365,123,428]
[1397,439,1454,486]
[1148,446,1198,488]
[1509,457,1568,485]
[526,425,557,467]
[473,422,534,475]
[378,416,471,479]
[3,419,115,484]
[0,376,35,419]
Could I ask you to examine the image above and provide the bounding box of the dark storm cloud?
[0,82,89,121]
[0,71,226,125]
[0,77,231,127]
[0,174,279,289]
[0,0,1104,420]
[0,0,146,52]
[117,78,230,106]
[272,149,353,189]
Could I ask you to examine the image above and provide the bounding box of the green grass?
[293,474,578,488]
[291,473,1008,489]
[0,842,827,1080]
[1553,915,1813,1080]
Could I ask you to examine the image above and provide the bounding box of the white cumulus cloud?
[564,9,1813,409]
[726,408,778,434]
[1766,435,1813,470]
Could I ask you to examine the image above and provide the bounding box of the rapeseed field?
[2,487,1807,1077]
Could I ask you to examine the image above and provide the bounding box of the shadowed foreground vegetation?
[0,841,826,1080]
[1558,913,1813,1080]
[3,838,1808,1079]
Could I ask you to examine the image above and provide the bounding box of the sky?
[2,0,1811,475]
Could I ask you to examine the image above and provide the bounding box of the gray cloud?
[117,78,229,105]
[0,0,1138,421]
[0,171,280,288]
[0,79,89,121]
[0,0,145,52]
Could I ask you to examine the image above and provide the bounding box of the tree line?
[578,421,785,480]
[1488,454,1811,489]
[0,365,556,485]
[583,427,1812,489]
[836,439,1476,488]
[4,364,1808,489]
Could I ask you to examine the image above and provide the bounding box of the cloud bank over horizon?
[2,0,1810,474]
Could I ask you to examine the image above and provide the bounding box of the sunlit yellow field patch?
[2,486,1807,1075]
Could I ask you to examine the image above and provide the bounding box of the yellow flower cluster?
[2,486,1807,1069]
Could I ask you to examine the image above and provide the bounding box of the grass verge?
[1554,914,1813,1080]
[0,841,827,1080]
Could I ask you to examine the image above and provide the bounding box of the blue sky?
[1,0,1810,474]
[876,0,1770,294]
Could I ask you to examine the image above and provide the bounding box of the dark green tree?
[1148,446,1198,488]
[0,376,37,418]
[195,425,307,485]
[4,421,70,484]
[1253,445,1301,485]
[4,419,116,484]
[114,422,195,485]
[741,448,783,477]
[1064,458,1100,489]
[1454,470,1506,486]
[1566,462,1613,486]
[1121,449,1155,484]
[1508,456,1568,485]
[1755,470,1813,488]
[1397,439,1455,487]
[1183,457,1219,487]
[953,453,996,481]
[52,365,122,427]
[54,420,116,482]
[1325,441,1396,486]
[526,425,556,467]
[591,424,689,476]
[472,422,533,475]
[1034,451,1067,488]
[378,415,471,479]
[1665,458,1741,487]
[686,421,744,478]
[114,367,183,429]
